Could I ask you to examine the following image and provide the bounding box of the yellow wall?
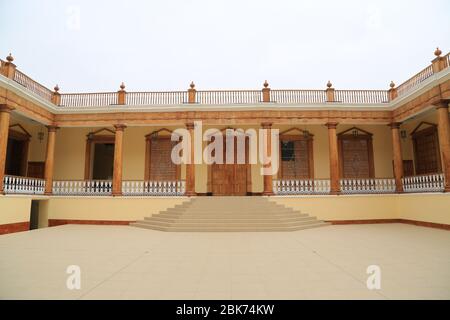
[272,195,398,221]
[44,197,188,222]
[273,193,450,225]
[396,193,450,225]
[47,124,396,190]
[0,196,31,224]
[1,194,449,228]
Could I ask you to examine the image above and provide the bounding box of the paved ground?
[0,224,449,299]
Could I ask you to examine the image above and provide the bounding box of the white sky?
[0,0,449,92]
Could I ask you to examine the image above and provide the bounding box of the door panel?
[211,136,248,196]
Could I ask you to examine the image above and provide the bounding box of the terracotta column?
[326,122,340,194]
[44,125,59,195]
[261,122,274,196]
[112,124,126,196]
[0,105,14,193]
[436,101,450,192]
[390,122,404,193]
[185,122,196,196]
[188,82,196,104]
[118,83,126,105]
[262,81,270,102]
[1,54,16,79]
[51,85,61,105]
[326,81,335,102]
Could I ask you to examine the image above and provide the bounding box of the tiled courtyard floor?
[0,224,449,299]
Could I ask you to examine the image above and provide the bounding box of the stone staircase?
[130,197,329,232]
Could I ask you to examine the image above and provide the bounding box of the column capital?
[389,122,402,129]
[46,125,59,132]
[0,104,15,113]
[114,124,127,131]
[325,122,338,129]
[261,122,272,129]
[435,100,449,110]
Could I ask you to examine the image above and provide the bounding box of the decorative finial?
[326,80,332,88]
[263,80,269,88]
[190,81,195,89]
[6,53,13,62]
[120,82,125,90]
[54,84,60,92]
[434,47,442,57]
[389,81,395,89]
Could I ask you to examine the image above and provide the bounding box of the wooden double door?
[210,136,249,196]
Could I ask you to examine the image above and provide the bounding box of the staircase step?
[145,216,313,223]
[137,218,318,227]
[130,221,329,232]
[131,197,329,232]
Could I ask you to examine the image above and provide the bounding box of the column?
[390,122,404,193]
[261,122,274,196]
[0,105,14,193]
[326,122,340,194]
[44,125,59,195]
[185,122,196,196]
[112,124,126,196]
[436,101,450,192]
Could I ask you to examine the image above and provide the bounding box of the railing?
[13,69,53,102]
[273,179,330,195]
[52,180,112,195]
[271,90,326,104]
[402,173,445,193]
[446,53,450,70]
[340,178,396,194]
[126,91,187,105]
[396,65,434,97]
[59,92,118,107]
[3,175,45,195]
[122,180,185,196]
[334,90,389,104]
[196,90,262,104]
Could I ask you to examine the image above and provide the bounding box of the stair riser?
[130,223,328,232]
[135,221,319,228]
[145,217,316,223]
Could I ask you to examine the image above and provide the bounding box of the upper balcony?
[0,49,449,111]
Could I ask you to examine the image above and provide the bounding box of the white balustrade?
[273,179,330,195]
[3,176,45,195]
[122,180,185,196]
[340,178,396,194]
[402,174,445,193]
[52,180,112,195]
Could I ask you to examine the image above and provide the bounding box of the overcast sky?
[0,0,449,93]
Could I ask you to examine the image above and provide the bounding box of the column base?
[444,186,450,193]
[44,192,53,196]
[112,192,122,197]
[185,191,197,197]
[262,191,274,196]
[329,190,341,195]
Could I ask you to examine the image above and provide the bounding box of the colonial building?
[0,48,449,233]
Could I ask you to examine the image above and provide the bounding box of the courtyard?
[0,223,449,300]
